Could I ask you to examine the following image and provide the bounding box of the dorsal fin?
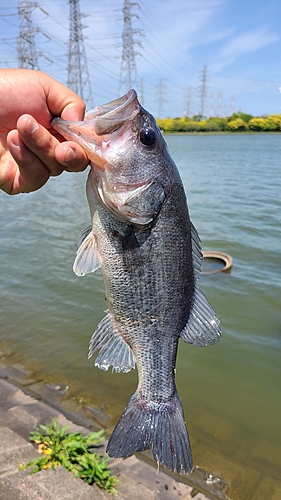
[191,222,203,278]
[180,286,221,346]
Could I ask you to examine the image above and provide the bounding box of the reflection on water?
[1,134,281,498]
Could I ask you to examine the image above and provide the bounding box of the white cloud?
[212,27,279,73]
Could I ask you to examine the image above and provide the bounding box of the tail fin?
[106,392,192,474]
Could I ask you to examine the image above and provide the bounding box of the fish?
[52,89,221,474]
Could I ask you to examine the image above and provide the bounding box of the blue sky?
[0,0,280,118]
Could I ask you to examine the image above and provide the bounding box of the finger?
[7,130,52,193]
[55,141,89,172]
[16,114,64,177]
[0,148,19,195]
[45,76,86,121]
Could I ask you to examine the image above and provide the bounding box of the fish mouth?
[52,89,140,169]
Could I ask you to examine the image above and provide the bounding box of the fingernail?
[63,146,75,164]
[11,134,21,148]
[24,118,38,135]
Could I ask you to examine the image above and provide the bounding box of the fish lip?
[86,89,138,121]
[87,89,139,136]
[51,89,140,168]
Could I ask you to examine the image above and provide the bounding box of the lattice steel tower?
[119,0,142,92]
[18,1,41,69]
[67,0,93,106]
[198,65,208,119]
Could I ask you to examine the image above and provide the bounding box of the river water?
[1,134,280,498]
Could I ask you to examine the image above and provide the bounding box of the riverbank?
[157,112,281,133]
[1,353,281,500]
[0,357,229,500]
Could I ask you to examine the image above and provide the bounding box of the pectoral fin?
[73,226,101,276]
[180,286,221,346]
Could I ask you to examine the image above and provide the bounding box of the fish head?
[52,89,177,226]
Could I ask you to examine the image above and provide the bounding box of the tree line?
[156,112,281,133]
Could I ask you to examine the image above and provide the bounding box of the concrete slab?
[192,410,239,456]
[0,376,220,500]
[26,381,70,403]
[246,439,281,479]
[0,478,33,500]
[249,475,281,500]
[194,445,261,500]
[1,466,111,500]
[27,467,111,499]
[0,427,39,475]
[113,472,154,500]
[111,455,194,500]
[0,367,8,379]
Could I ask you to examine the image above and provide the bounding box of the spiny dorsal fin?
[191,222,203,278]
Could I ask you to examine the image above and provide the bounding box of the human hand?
[0,69,89,195]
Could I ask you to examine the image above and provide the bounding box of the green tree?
[265,115,281,131]
[156,118,175,132]
[173,117,190,132]
[248,117,268,131]
[157,113,281,133]
[229,112,253,123]
[208,117,228,131]
[184,121,200,132]
[227,118,248,131]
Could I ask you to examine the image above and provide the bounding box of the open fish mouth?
[84,89,139,135]
[52,89,140,169]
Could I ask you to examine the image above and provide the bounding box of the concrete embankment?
[0,360,229,500]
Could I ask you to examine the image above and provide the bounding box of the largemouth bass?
[52,90,221,474]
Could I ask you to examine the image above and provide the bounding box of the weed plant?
[20,418,118,494]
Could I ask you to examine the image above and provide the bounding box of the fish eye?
[139,127,156,147]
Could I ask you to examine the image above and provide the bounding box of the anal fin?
[89,312,135,373]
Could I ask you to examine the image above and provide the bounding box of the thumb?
[42,73,86,121]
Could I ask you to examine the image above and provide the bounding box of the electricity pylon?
[67,0,93,107]
[18,1,41,69]
[198,65,208,119]
[119,0,143,93]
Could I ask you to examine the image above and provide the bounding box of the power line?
[67,0,93,107]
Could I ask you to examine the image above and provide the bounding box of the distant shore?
[162,130,281,135]
[157,112,281,133]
